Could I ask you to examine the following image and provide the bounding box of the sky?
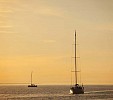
[0,0,113,85]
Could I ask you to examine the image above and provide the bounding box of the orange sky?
[0,0,113,85]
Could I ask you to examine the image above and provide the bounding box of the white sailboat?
[70,30,84,94]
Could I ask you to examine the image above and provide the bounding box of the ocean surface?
[0,85,113,100]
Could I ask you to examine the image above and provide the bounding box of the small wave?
[85,90,113,94]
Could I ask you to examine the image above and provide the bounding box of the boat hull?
[70,85,84,94]
[28,85,37,87]
[28,84,37,87]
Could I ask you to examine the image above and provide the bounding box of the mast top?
[75,30,76,35]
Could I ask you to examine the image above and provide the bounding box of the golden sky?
[0,0,113,85]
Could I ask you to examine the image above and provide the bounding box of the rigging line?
[78,46,82,84]
[70,42,74,87]
[70,57,73,87]
[79,57,82,84]
[77,35,82,85]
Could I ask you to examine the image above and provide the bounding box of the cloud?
[33,6,64,18]
[0,26,13,28]
[42,40,56,43]
[0,0,17,3]
[0,10,13,13]
[39,8,60,16]
[0,31,14,34]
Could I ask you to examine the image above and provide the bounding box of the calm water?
[0,85,113,100]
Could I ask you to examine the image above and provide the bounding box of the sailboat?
[28,72,37,87]
[70,30,84,94]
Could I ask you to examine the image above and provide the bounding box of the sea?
[0,85,113,100]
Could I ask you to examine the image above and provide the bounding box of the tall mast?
[75,30,77,85]
[31,72,32,85]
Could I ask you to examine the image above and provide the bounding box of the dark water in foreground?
[0,85,113,100]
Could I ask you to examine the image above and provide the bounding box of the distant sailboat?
[28,72,37,87]
[70,30,84,94]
